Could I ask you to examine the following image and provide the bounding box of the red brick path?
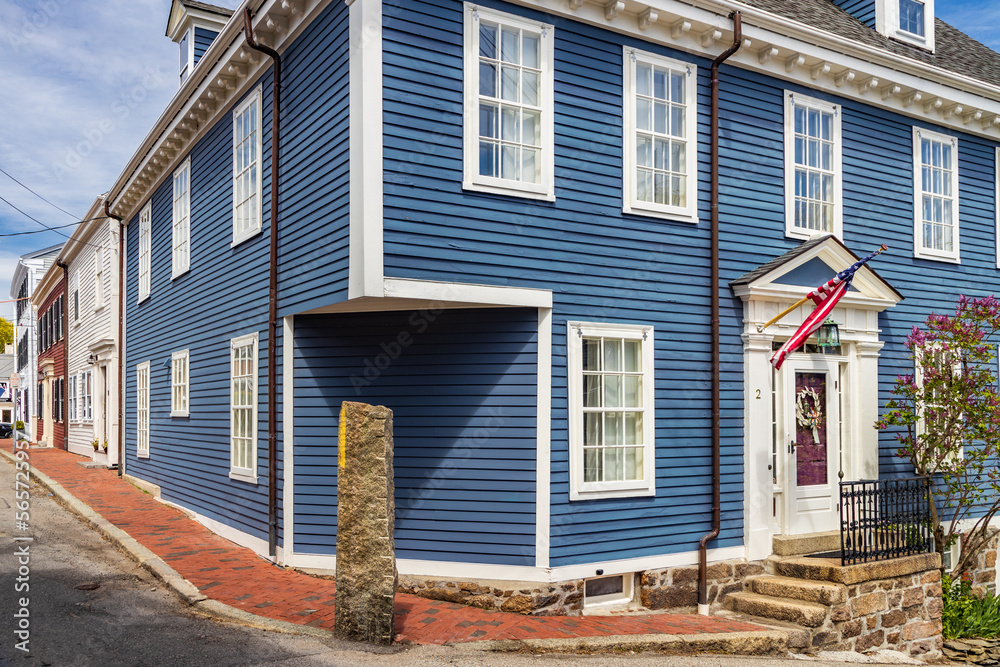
[9,446,764,644]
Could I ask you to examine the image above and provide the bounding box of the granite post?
[334,401,397,644]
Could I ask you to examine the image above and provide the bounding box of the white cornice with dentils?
[107,0,335,224]
[507,0,1000,138]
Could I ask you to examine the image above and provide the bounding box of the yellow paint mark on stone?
[339,404,346,470]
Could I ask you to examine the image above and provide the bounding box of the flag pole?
[755,244,888,333]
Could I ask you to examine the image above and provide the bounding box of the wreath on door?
[795,386,823,444]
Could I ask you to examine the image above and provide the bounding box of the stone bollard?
[334,401,397,644]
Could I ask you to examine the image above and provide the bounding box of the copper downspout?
[56,260,69,451]
[243,8,281,559]
[699,11,742,615]
[105,201,125,477]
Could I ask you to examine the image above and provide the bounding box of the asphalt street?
[0,456,913,666]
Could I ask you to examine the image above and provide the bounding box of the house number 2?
[755,389,761,399]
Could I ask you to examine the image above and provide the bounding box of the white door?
[785,358,841,534]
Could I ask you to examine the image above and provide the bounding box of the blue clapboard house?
[108,0,1000,613]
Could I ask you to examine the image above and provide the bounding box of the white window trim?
[172,157,191,279]
[784,91,843,241]
[912,126,960,263]
[876,0,935,52]
[566,321,655,501]
[137,362,150,459]
[171,349,190,418]
[180,26,194,83]
[231,87,263,247]
[72,273,80,323]
[138,202,151,303]
[68,374,78,423]
[230,332,259,483]
[462,3,555,202]
[82,370,93,423]
[622,48,698,223]
[94,245,104,312]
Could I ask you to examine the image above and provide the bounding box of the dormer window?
[179,28,192,83]
[876,0,935,51]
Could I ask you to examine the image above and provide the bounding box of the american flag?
[770,245,888,370]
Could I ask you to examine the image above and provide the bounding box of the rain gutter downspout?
[105,201,125,477]
[243,7,281,559]
[700,10,742,617]
[56,260,69,452]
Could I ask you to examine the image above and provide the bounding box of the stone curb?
[1,451,788,655]
[0,451,333,639]
[459,630,788,655]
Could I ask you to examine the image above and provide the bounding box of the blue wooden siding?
[380,0,1000,567]
[193,27,218,66]
[293,308,537,565]
[123,0,350,545]
[829,0,878,28]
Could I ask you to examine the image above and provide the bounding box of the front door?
[785,358,841,534]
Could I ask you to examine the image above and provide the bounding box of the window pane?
[670,72,684,104]
[584,374,602,407]
[583,338,601,371]
[522,33,539,68]
[624,341,641,372]
[604,447,622,482]
[604,339,622,371]
[604,374,622,408]
[522,70,539,106]
[636,98,651,132]
[654,102,667,135]
[670,106,684,139]
[584,413,601,446]
[500,27,519,63]
[653,68,666,100]
[623,375,641,407]
[636,63,651,97]
[501,65,519,102]
[479,62,497,97]
[584,447,601,483]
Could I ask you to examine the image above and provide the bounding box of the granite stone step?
[748,575,847,605]
[727,591,828,628]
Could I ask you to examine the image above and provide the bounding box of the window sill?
[137,294,150,305]
[463,180,555,202]
[170,410,189,418]
[137,452,150,459]
[914,249,960,264]
[623,203,698,224]
[93,305,105,315]
[231,227,262,248]
[786,227,841,242]
[570,485,656,502]
[171,268,190,281]
[229,471,258,485]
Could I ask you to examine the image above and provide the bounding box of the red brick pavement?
[9,445,764,644]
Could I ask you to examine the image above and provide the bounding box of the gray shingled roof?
[181,0,234,18]
[738,0,1000,89]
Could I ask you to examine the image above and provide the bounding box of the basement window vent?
[584,574,632,607]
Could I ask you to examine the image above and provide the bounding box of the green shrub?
[14,420,24,431]
[943,574,1000,639]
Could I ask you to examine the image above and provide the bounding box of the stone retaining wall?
[965,528,999,596]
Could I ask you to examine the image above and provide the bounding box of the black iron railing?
[839,477,933,566]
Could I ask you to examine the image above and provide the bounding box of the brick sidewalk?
[9,445,765,645]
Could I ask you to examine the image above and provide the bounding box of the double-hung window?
[623,49,697,221]
[72,273,79,321]
[94,247,104,310]
[82,370,93,422]
[913,128,959,262]
[138,203,151,302]
[232,88,262,245]
[171,349,189,417]
[785,92,841,240]
[68,374,77,422]
[464,3,554,200]
[172,158,191,277]
[230,333,258,481]
[876,0,935,50]
[567,322,655,500]
[137,362,150,458]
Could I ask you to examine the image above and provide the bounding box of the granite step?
[727,591,828,628]
[748,574,847,606]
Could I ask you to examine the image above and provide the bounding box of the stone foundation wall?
[398,558,761,616]
[964,528,999,596]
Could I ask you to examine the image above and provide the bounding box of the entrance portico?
[731,236,903,560]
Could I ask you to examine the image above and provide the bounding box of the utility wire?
[0,167,78,219]
[0,221,81,237]
[0,196,107,249]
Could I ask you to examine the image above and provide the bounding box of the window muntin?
[568,322,655,500]
[464,4,554,200]
[230,333,258,481]
[172,159,191,278]
[171,349,189,417]
[899,0,924,36]
[232,88,262,245]
[138,203,151,302]
[785,92,841,239]
[623,49,697,220]
[137,362,150,458]
[913,128,959,262]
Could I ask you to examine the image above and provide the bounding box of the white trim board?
[348,0,384,299]
[290,545,747,583]
[535,307,552,568]
[282,315,295,556]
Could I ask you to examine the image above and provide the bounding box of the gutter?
[699,10,742,617]
[56,260,69,452]
[243,7,281,560]
[105,201,125,478]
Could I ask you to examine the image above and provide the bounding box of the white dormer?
[165,0,234,85]
[876,0,935,52]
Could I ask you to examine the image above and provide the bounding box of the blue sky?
[0,0,995,319]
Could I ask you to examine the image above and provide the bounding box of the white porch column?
[743,330,775,561]
[40,360,54,448]
[854,340,884,481]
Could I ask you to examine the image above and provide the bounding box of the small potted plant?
[101,440,108,453]
[92,439,100,452]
